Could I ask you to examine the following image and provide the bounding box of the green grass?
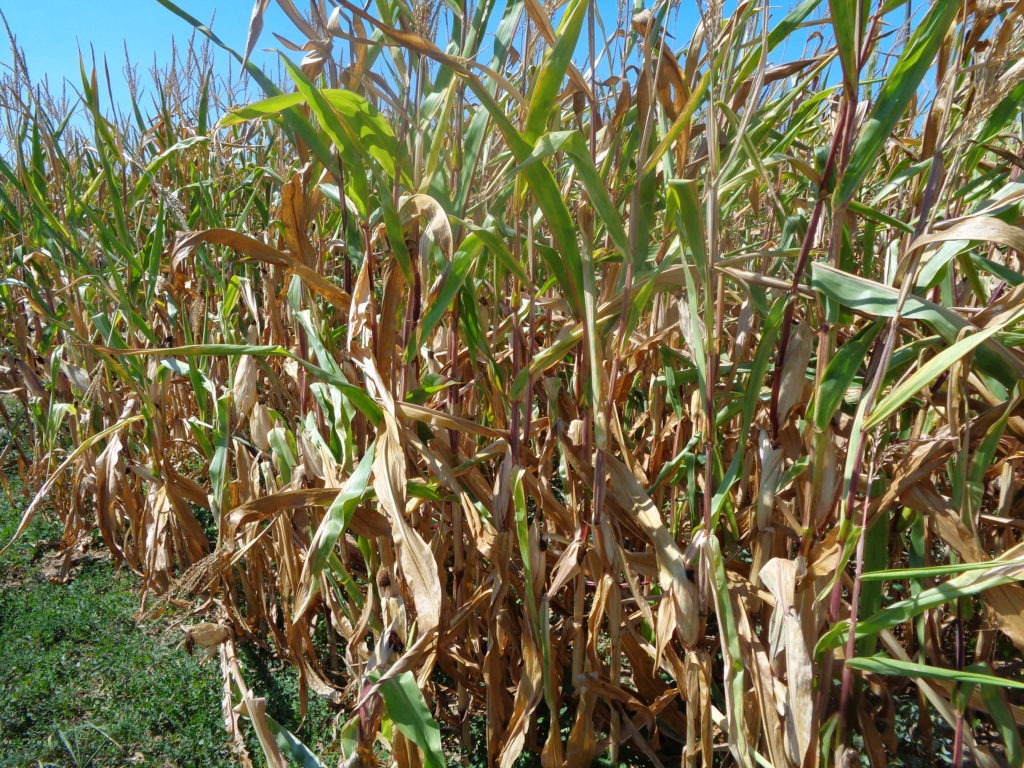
[0,464,339,768]
[0,564,237,767]
[0,393,340,767]
[0,472,235,767]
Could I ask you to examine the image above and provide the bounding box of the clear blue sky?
[1,0,817,123]
[1,1,290,114]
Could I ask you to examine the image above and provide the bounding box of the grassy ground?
[0,462,340,768]
[0,471,238,767]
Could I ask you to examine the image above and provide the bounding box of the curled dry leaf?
[400,194,453,263]
[777,321,813,427]
[606,455,699,648]
[232,355,258,420]
[224,488,390,542]
[185,622,231,658]
[373,411,442,637]
[243,0,272,64]
[172,229,351,313]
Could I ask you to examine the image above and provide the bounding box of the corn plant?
[3,0,1024,766]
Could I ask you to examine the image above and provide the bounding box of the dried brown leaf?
[172,229,350,314]
[373,411,442,635]
[606,454,699,647]
[225,489,389,541]
[244,0,272,64]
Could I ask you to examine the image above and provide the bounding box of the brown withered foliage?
[3,0,1024,766]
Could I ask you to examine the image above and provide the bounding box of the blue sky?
[0,2,290,73]
[1,1,291,114]
[1,1,821,123]
[0,1,694,104]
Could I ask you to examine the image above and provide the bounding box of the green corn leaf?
[829,0,869,89]
[812,320,881,429]
[412,233,483,359]
[264,714,326,768]
[836,1,961,204]
[817,559,1024,654]
[523,0,587,143]
[967,78,1024,170]
[844,656,1024,691]
[810,263,1024,391]
[521,131,630,267]
[970,663,1024,766]
[295,447,376,620]
[864,310,1020,430]
[861,560,1022,581]
[378,671,447,768]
